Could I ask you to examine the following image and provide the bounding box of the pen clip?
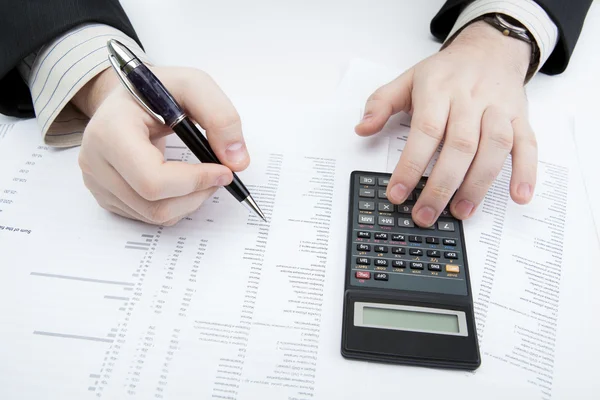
[108,54,166,125]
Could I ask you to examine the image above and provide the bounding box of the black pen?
[106,39,267,222]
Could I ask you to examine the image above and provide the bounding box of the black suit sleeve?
[0,0,143,118]
[430,0,593,75]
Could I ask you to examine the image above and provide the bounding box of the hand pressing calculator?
[341,171,480,370]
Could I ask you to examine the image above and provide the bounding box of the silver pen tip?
[242,196,267,222]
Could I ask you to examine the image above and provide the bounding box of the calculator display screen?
[357,304,467,335]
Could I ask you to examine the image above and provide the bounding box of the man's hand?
[355,20,537,227]
[73,66,250,226]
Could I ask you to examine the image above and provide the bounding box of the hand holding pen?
[73,40,265,225]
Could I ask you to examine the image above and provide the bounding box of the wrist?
[72,67,120,117]
[447,20,532,81]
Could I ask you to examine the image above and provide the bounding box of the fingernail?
[416,206,436,226]
[517,183,531,199]
[455,200,474,218]
[389,183,408,202]
[361,113,373,122]
[226,142,248,164]
[215,174,231,187]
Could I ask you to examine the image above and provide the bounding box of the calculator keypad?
[350,173,468,296]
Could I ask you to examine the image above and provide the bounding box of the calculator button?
[374,246,388,253]
[410,262,424,270]
[417,181,426,189]
[391,247,405,255]
[378,202,394,212]
[391,234,405,242]
[359,201,375,211]
[378,190,388,199]
[426,237,440,244]
[359,176,376,185]
[437,221,455,231]
[398,218,414,228]
[374,259,388,267]
[406,192,414,201]
[359,215,375,224]
[374,272,389,281]
[446,265,460,273]
[414,190,421,200]
[357,231,371,239]
[408,235,422,243]
[355,271,371,279]
[444,252,459,259]
[427,250,441,257]
[398,204,413,214]
[428,263,442,272]
[392,260,407,268]
[440,209,451,217]
[356,244,371,252]
[356,257,370,265]
[378,178,390,187]
[378,216,394,227]
[409,249,423,256]
[443,239,457,246]
[359,189,375,198]
[374,233,388,240]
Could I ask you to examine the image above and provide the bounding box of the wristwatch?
[482,13,540,82]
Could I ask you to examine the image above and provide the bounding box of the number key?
[398,218,414,228]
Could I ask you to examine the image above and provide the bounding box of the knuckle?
[399,158,423,180]
[206,111,241,132]
[146,201,173,225]
[137,178,164,201]
[194,171,211,191]
[447,135,478,156]
[488,130,514,150]
[415,120,445,141]
[429,183,455,202]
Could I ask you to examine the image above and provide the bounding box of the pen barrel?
[172,118,250,202]
[126,64,184,127]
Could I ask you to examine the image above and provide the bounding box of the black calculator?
[341,171,480,370]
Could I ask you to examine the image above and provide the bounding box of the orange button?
[446,265,460,273]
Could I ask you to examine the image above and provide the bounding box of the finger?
[413,100,482,227]
[450,107,513,219]
[83,172,158,224]
[510,116,537,204]
[93,157,218,225]
[355,69,414,136]
[101,117,232,201]
[386,91,451,204]
[168,68,249,171]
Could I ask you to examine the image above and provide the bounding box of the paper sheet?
[0,107,393,399]
[1,91,599,399]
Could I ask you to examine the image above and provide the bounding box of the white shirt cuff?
[445,0,559,76]
[17,23,151,147]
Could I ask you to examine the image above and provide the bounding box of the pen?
[106,39,267,222]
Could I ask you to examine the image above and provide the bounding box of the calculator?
[341,171,480,370]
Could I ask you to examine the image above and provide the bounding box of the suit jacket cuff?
[18,23,151,148]
[443,0,558,77]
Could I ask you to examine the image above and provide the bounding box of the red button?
[355,271,371,279]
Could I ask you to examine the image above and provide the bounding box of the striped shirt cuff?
[445,0,559,76]
[17,23,151,147]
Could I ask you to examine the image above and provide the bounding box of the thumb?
[160,67,250,172]
[355,68,414,136]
